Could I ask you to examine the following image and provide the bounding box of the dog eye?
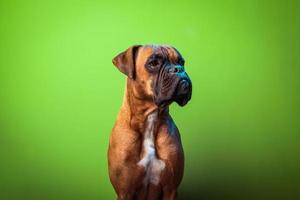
[148,60,159,67]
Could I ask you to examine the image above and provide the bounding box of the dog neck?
[121,79,168,133]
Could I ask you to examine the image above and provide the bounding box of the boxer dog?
[108,45,192,200]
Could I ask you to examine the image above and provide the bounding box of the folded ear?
[112,45,141,79]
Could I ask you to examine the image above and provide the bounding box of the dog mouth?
[174,79,192,106]
[154,77,192,107]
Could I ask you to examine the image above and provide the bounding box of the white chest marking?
[137,111,165,185]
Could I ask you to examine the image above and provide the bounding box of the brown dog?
[108,45,192,200]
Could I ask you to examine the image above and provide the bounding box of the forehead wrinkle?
[142,45,169,61]
[159,46,170,59]
[165,46,180,63]
[141,45,182,64]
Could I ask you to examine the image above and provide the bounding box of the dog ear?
[112,45,141,79]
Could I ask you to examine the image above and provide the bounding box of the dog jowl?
[108,45,192,200]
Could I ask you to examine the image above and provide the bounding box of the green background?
[1,0,299,199]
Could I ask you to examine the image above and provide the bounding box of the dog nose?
[168,65,184,74]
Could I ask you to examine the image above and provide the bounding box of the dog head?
[112,44,192,107]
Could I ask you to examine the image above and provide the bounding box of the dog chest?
[137,111,165,185]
